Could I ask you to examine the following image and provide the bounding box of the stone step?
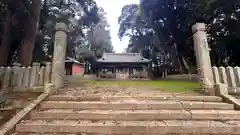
[10,133,236,135]
[48,95,222,102]
[12,133,76,135]
[31,109,240,121]
[15,120,240,134]
[40,101,234,110]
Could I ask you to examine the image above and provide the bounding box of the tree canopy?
[0,0,113,66]
[118,0,240,76]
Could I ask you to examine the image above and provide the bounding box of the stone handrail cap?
[192,23,206,33]
[55,23,69,32]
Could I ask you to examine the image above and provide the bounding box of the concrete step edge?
[30,109,240,120]
[11,133,76,135]
[48,95,222,102]
[40,101,234,110]
[15,120,240,134]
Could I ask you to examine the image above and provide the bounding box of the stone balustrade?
[0,62,52,92]
[212,66,240,94]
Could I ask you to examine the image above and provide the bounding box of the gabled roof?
[96,53,151,63]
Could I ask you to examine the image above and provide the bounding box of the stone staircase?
[0,92,41,127]
[12,94,240,135]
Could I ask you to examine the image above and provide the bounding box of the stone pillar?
[192,23,214,94]
[51,23,68,89]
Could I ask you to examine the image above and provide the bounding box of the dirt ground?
[59,82,201,98]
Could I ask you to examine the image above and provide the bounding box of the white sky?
[96,0,139,53]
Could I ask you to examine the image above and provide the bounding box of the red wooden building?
[65,57,85,75]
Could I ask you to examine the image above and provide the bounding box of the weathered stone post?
[2,67,11,89]
[51,23,68,89]
[0,67,4,87]
[192,23,214,95]
[22,67,30,87]
[29,63,38,87]
[212,67,220,84]
[219,67,228,84]
[44,62,51,85]
[17,67,24,87]
[234,67,240,87]
[12,63,21,87]
[0,67,4,79]
[35,62,41,85]
[226,67,236,88]
[39,66,45,85]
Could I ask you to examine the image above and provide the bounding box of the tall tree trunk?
[0,11,12,66]
[19,0,41,66]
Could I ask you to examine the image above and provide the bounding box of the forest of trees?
[1,0,240,76]
[0,0,113,66]
[118,0,240,74]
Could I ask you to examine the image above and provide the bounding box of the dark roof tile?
[97,53,151,63]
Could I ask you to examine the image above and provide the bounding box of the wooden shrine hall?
[96,53,151,80]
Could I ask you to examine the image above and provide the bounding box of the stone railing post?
[29,63,38,87]
[44,62,51,85]
[34,62,41,85]
[219,66,228,85]
[0,67,4,87]
[22,67,31,87]
[212,67,220,84]
[17,67,24,87]
[51,22,68,89]
[192,23,214,95]
[0,67,4,78]
[39,66,45,85]
[2,67,11,89]
[12,63,21,87]
[226,67,236,88]
[234,67,240,87]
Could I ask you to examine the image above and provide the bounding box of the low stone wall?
[0,62,52,92]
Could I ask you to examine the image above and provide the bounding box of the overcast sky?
[95,0,139,53]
